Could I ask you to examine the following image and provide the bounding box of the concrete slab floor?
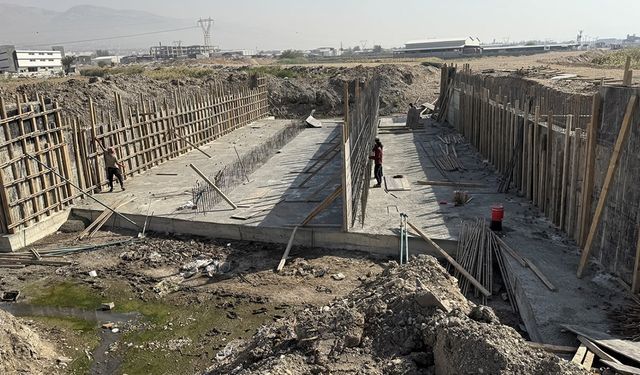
[364,116,628,345]
[75,118,300,219]
[75,114,630,346]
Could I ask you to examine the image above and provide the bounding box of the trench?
[0,302,140,374]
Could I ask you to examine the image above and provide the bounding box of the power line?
[22,25,199,47]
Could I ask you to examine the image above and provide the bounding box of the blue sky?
[4,0,639,50]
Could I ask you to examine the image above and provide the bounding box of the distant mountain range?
[0,3,202,52]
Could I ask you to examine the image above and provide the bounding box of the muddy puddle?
[0,302,140,374]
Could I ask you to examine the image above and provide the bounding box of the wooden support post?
[532,106,540,205]
[276,226,298,272]
[301,186,342,226]
[632,226,640,295]
[559,115,573,230]
[341,82,352,231]
[567,128,582,239]
[577,95,637,278]
[623,56,633,86]
[189,163,237,209]
[579,94,601,246]
[89,98,102,190]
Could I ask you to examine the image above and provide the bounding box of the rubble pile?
[207,255,588,375]
[0,309,57,375]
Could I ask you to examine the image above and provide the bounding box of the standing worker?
[95,139,125,192]
[369,138,384,188]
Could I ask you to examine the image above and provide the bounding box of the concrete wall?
[445,69,640,284]
[591,86,640,282]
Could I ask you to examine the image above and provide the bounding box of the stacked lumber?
[434,139,465,172]
[564,324,640,374]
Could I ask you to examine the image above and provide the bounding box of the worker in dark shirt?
[369,138,384,188]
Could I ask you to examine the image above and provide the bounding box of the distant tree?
[352,46,361,52]
[96,49,111,57]
[279,50,304,59]
[373,45,383,53]
[97,60,109,68]
[61,56,76,73]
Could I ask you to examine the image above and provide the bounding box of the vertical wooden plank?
[559,115,573,229]
[545,111,554,217]
[521,100,529,196]
[29,101,50,215]
[88,98,102,190]
[532,106,540,205]
[15,95,39,224]
[579,94,601,246]
[567,128,582,238]
[632,226,640,294]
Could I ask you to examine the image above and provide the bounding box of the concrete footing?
[71,208,458,258]
[0,209,70,252]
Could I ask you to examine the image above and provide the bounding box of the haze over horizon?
[1,0,638,51]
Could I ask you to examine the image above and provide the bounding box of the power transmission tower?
[198,17,214,52]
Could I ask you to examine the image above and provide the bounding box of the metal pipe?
[24,154,140,228]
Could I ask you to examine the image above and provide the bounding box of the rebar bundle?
[192,121,305,212]
[608,301,640,341]
[454,219,518,311]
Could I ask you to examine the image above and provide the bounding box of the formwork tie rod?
[24,154,140,228]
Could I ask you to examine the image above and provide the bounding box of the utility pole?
[198,17,214,54]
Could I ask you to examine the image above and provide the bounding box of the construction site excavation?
[1,45,640,375]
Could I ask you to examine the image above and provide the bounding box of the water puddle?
[0,303,140,374]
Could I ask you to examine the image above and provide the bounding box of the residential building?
[0,45,63,74]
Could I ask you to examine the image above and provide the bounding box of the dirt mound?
[0,308,58,375]
[0,63,438,121]
[266,64,439,118]
[206,255,587,375]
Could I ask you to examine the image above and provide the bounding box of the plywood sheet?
[384,176,412,191]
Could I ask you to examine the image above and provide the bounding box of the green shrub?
[80,65,146,77]
[591,48,640,69]
[144,67,216,80]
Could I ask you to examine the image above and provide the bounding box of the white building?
[91,56,121,66]
[398,37,482,56]
[0,45,63,75]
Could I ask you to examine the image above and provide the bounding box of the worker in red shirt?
[369,138,384,188]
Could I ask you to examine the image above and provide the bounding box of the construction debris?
[609,301,640,341]
[206,255,588,375]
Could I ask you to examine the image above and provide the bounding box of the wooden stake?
[559,115,572,229]
[276,226,298,272]
[189,164,237,209]
[579,94,601,245]
[577,95,637,278]
[632,226,640,295]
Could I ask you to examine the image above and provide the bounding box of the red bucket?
[491,205,504,222]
